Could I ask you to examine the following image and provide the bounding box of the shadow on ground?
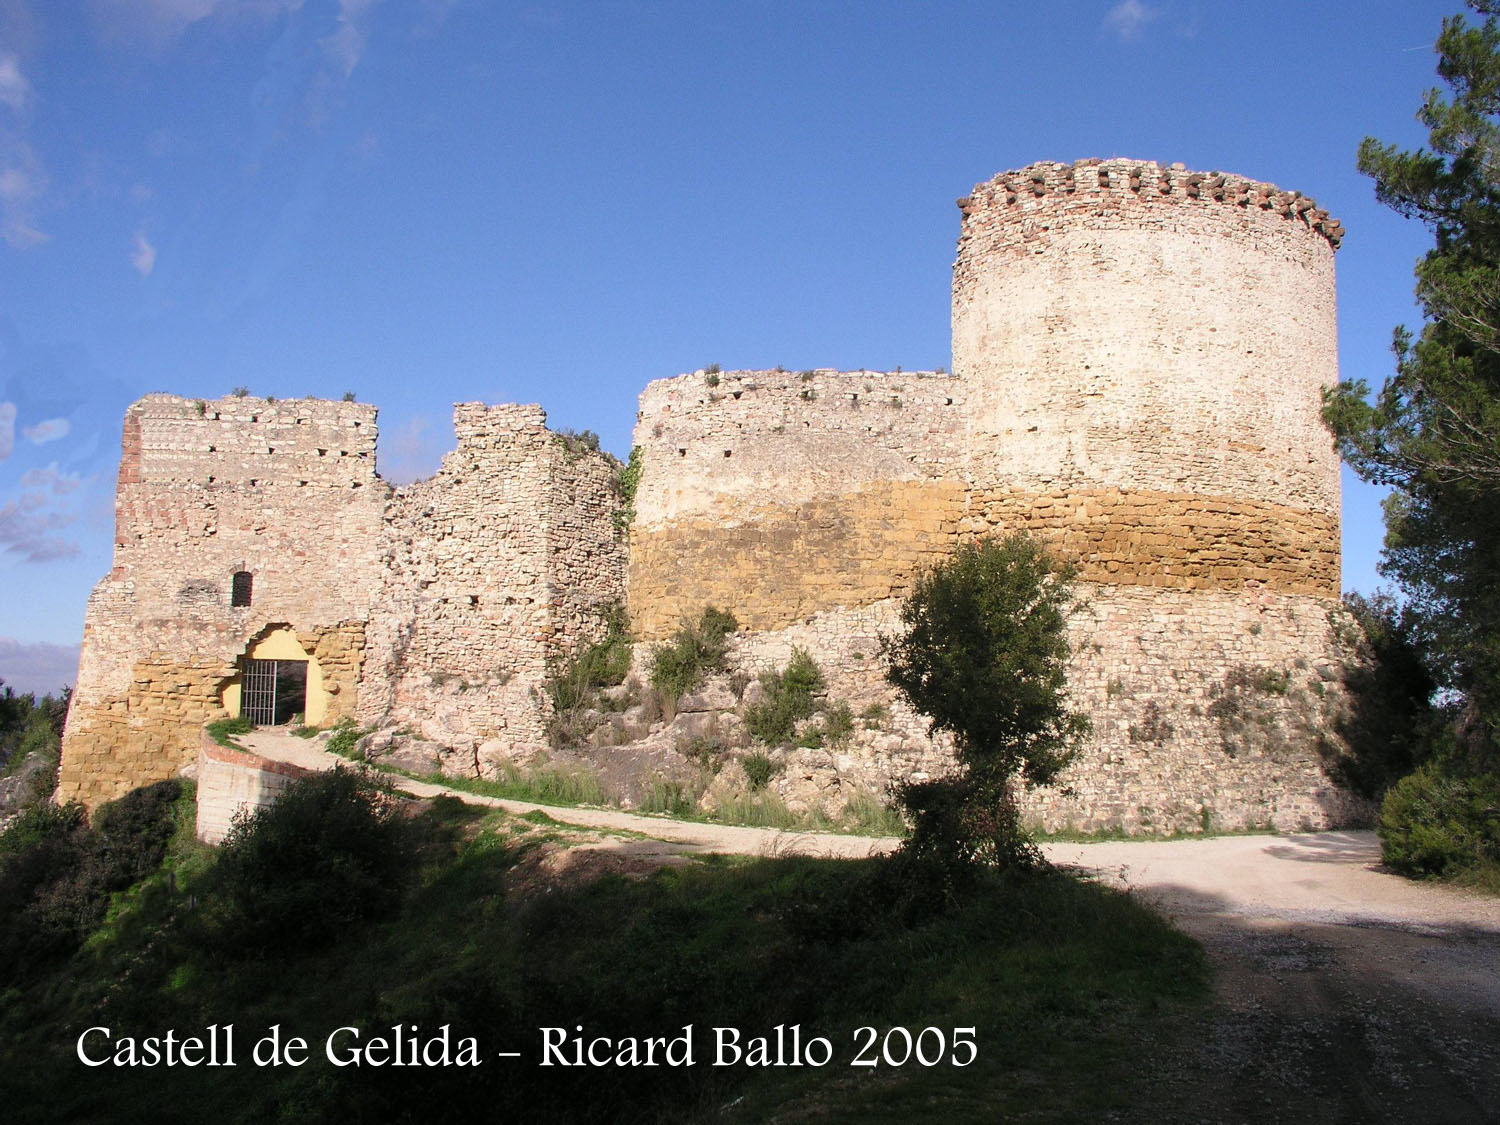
[1090,876,1500,1124]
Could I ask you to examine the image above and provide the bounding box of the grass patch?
[205,716,252,750]
[638,777,697,817]
[0,790,1208,1123]
[379,759,609,808]
[324,717,367,760]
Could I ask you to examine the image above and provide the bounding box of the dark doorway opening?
[241,658,308,725]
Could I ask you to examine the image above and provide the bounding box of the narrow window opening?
[231,571,253,607]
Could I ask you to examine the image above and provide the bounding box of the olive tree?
[883,534,1088,872]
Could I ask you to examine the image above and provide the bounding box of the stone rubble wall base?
[722,583,1372,835]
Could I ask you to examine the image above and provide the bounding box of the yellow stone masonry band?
[627,481,1338,639]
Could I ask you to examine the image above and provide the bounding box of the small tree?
[883,534,1088,873]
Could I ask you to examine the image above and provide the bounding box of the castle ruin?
[57,158,1367,833]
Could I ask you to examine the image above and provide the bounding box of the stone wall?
[61,156,1366,835]
[59,395,387,807]
[622,158,1358,832]
[628,368,963,638]
[357,404,626,769]
[60,395,627,806]
[725,584,1365,834]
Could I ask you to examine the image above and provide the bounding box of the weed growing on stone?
[648,606,737,705]
[745,648,824,745]
[325,718,368,760]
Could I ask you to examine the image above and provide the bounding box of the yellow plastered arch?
[220,626,331,726]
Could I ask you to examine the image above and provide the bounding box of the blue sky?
[0,0,1469,693]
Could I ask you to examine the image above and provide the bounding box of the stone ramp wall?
[194,732,314,845]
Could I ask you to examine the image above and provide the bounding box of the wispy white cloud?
[0,52,33,111]
[0,494,79,562]
[21,463,83,493]
[412,0,460,38]
[1104,0,1159,42]
[89,0,226,53]
[0,144,47,247]
[130,230,156,276]
[0,460,88,563]
[22,417,69,444]
[0,402,14,460]
[321,0,376,79]
[381,413,449,484]
[0,13,46,250]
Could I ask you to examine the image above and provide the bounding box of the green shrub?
[205,770,414,954]
[554,427,601,456]
[744,648,824,746]
[649,607,738,702]
[883,534,1087,878]
[91,780,184,888]
[1379,762,1500,879]
[0,781,181,980]
[823,700,855,746]
[742,752,779,790]
[1332,592,1439,799]
[548,607,633,715]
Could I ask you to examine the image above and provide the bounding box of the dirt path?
[247,729,1500,1121]
[240,729,898,859]
[1047,834,1500,1123]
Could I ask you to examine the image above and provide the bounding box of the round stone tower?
[953,157,1343,566]
[951,158,1359,832]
